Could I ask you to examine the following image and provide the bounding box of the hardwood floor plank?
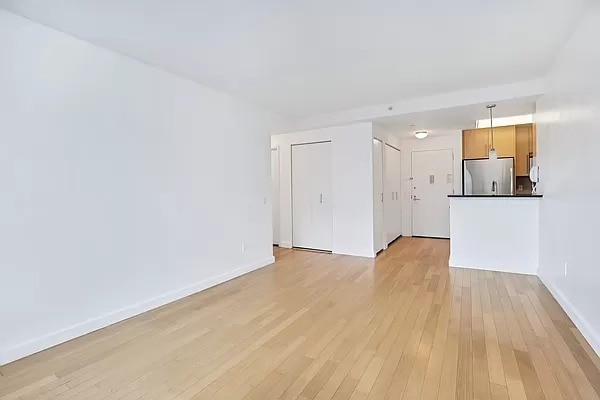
[490,382,510,400]
[528,345,565,400]
[471,269,492,400]
[456,285,474,400]
[437,267,463,400]
[487,270,529,400]
[480,270,507,387]
[514,349,546,400]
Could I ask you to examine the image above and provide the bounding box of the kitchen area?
[448,105,542,275]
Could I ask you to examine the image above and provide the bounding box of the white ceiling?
[0,0,588,117]
[375,96,538,138]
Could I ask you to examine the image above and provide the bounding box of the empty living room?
[1,1,599,399]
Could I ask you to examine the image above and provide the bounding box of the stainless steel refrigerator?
[463,157,514,195]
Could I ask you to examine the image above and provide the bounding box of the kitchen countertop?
[448,194,543,198]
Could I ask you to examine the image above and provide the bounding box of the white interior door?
[411,149,454,238]
[271,148,279,245]
[385,145,402,244]
[292,142,333,251]
[373,139,384,253]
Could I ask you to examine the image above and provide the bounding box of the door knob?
[413,195,421,201]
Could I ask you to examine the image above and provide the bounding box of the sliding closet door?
[292,142,333,251]
[385,145,402,244]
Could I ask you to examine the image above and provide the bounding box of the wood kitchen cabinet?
[515,123,536,176]
[516,124,531,176]
[491,126,516,158]
[462,126,515,159]
[531,124,537,156]
[462,129,489,159]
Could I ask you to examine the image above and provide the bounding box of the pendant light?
[487,104,497,160]
[485,104,498,160]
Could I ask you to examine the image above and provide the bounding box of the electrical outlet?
[564,261,568,276]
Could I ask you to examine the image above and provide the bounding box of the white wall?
[535,2,600,356]
[271,123,375,257]
[0,10,286,365]
[397,133,463,236]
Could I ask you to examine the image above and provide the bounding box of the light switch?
[429,175,435,184]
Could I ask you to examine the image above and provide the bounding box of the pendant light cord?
[489,106,495,151]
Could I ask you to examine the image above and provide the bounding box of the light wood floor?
[2,238,600,400]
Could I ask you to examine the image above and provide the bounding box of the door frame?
[271,147,280,245]
[373,138,385,254]
[290,140,333,252]
[410,149,454,239]
[384,143,402,244]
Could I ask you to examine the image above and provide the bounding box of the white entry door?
[373,139,384,253]
[385,145,402,244]
[271,148,279,245]
[292,142,333,251]
[411,150,454,238]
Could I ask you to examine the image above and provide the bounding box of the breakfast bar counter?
[448,194,542,275]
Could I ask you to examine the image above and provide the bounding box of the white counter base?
[449,197,540,275]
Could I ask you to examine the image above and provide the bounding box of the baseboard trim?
[0,256,275,366]
[449,259,537,276]
[279,241,292,249]
[538,274,600,358]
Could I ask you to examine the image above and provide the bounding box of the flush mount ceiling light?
[415,130,428,139]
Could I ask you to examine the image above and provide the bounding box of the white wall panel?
[0,10,284,365]
[535,2,600,356]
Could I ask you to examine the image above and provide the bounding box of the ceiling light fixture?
[415,130,428,139]
[486,104,497,160]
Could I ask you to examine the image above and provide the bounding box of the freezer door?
[464,158,514,195]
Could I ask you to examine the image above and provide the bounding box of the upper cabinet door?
[462,129,489,159]
[492,126,516,158]
[515,124,532,176]
[531,124,537,156]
